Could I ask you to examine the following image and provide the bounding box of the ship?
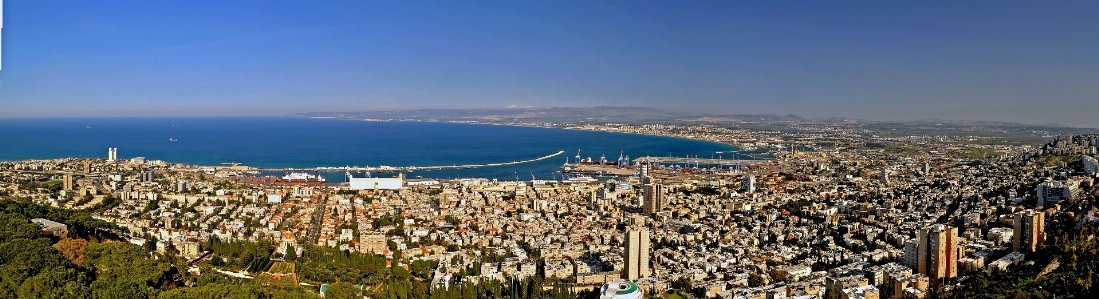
[282,172,326,182]
[266,172,328,186]
[169,138,178,142]
[569,149,628,166]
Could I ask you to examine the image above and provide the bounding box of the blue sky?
[1,0,1098,127]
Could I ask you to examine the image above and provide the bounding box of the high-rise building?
[923,162,931,175]
[880,168,889,184]
[63,173,73,191]
[902,239,920,269]
[1013,209,1045,253]
[623,226,650,281]
[642,183,664,215]
[83,160,91,175]
[107,148,118,162]
[639,162,653,185]
[143,171,155,182]
[742,175,756,193]
[916,224,959,282]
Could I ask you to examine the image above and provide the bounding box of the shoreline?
[298,116,757,155]
[0,117,767,169]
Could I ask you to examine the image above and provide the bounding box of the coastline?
[0,117,750,180]
[295,116,756,156]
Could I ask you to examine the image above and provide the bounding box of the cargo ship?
[568,150,630,166]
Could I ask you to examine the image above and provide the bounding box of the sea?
[0,117,743,182]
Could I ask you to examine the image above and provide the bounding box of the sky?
[1,0,1098,127]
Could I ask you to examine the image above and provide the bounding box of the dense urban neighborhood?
[2,119,1098,299]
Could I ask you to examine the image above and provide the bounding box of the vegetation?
[883,144,927,156]
[945,215,1099,298]
[962,148,1001,159]
[0,199,170,299]
[1038,155,1082,168]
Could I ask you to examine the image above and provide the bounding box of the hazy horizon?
[2,0,1098,127]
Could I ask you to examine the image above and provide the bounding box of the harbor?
[255,150,566,173]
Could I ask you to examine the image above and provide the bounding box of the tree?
[285,245,297,261]
[0,212,40,242]
[157,282,263,299]
[0,237,66,280]
[53,238,90,266]
[324,282,360,299]
[90,279,158,299]
[17,266,92,299]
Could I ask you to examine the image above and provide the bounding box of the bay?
[0,117,741,181]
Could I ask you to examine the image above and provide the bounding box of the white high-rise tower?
[108,148,118,162]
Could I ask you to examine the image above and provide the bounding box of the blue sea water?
[0,117,740,181]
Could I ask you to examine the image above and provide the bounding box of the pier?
[258,150,566,172]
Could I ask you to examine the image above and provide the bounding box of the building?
[987,252,1025,272]
[31,218,68,237]
[361,232,387,254]
[1013,209,1045,253]
[349,173,404,190]
[1082,155,1099,176]
[142,171,155,182]
[841,284,879,299]
[178,240,201,257]
[107,148,118,162]
[639,163,651,184]
[623,227,650,281]
[742,175,756,193]
[1037,180,1077,207]
[916,224,959,282]
[642,183,664,215]
[63,173,73,191]
[902,240,920,269]
[778,265,813,282]
[266,194,283,204]
[598,279,643,299]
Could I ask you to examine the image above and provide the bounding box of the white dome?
[599,279,643,299]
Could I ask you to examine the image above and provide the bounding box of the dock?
[633,155,773,167]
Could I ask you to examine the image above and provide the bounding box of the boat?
[282,172,326,182]
[169,138,178,142]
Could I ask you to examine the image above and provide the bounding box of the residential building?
[917,224,958,282]
[624,226,650,280]
[1013,209,1045,253]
